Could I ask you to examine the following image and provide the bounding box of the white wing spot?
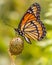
[28,10,32,13]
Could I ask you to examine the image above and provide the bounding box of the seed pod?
[9,37,24,55]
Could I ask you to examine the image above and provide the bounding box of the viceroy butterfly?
[15,3,46,44]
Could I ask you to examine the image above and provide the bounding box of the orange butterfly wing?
[24,20,46,41]
[20,13,36,31]
[18,3,46,42]
[19,3,39,30]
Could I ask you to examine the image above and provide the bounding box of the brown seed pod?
[9,37,24,55]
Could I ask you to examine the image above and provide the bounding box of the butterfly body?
[15,3,46,44]
[15,29,24,36]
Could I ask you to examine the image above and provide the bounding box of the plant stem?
[8,50,16,65]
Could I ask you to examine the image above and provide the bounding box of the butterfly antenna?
[5,22,15,29]
[5,21,18,32]
[2,17,17,30]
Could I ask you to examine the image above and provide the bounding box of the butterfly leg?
[24,36,32,44]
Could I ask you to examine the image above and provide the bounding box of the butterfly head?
[14,28,24,36]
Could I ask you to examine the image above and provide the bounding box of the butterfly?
[15,3,46,44]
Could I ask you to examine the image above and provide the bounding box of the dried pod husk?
[9,37,24,55]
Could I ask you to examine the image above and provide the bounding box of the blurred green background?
[0,0,52,65]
